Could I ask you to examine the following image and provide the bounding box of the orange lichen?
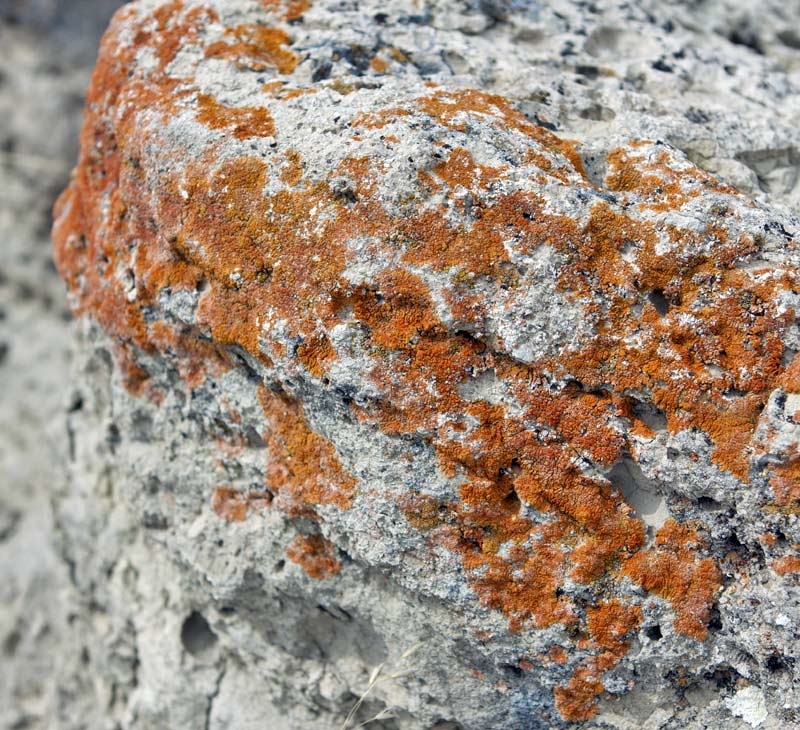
[587,600,643,651]
[286,534,342,579]
[258,385,356,514]
[370,56,390,73]
[205,24,299,74]
[623,520,721,640]
[554,663,607,722]
[773,555,800,576]
[768,446,800,508]
[54,5,800,721]
[196,93,275,139]
[212,486,272,522]
[259,0,312,21]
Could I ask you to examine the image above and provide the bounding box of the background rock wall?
[0,2,124,727]
[1,1,800,729]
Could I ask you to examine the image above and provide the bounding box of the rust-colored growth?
[259,0,312,21]
[53,4,800,721]
[768,446,800,509]
[350,269,444,350]
[622,520,722,640]
[370,56,389,73]
[773,555,800,576]
[554,663,607,722]
[552,600,642,721]
[214,487,249,522]
[196,94,275,139]
[258,385,356,514]
[205,24,299,73]
[286,534,341,579]
[150,320,231,389]
[212,487,273,522]
[586,600,643,651]
[398,493,446,531]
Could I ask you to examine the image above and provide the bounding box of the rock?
[52,1,800,728]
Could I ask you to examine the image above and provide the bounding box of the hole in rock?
[630,399,668,431]
[502,489,522,514]
[645,624,663,641]
[697,496,723,511]
[766,651,794,673]
[647,289,671,317]
[607,458,669,529]
[707,606,723,633]
[606,457,669,529]
[180,611,218,657]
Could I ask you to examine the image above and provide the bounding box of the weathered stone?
[52,1,799,728]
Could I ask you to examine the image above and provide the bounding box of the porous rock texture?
[52,1,800,728]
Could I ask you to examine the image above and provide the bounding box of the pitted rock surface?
[53,1,799,728]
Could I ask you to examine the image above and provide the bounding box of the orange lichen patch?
[397,206,511,276]
[150,320,232,388]
[258,0,311,21]
[353,88,586,180]
[52,1,230,395]
[350,107,412,130]
[519,387,627,467]
[432,147,506,192]
[553,601,641,721]
[417,89,586,177]
[281,149,304,185]
[296,333,337,378]
[760,532,778,548]
[773,555,800,575]
[212,486,272,522]
[461,539,576,632]
[286,534,342,579]
[769,446,800,508]
[606,144,740,214]
[549,645,569,664]
[196,93,275,139]
[149,2,221,74]
[554,663,607,722]
[350,269,444,350]
[781,353,800,392]
[553,192,795,482]
[398,493,446,531]
[370,56,390,73]
[258,385,356,513]
[213,487,250,522]
[623,520,721,639]
[587,601,643,651]
[205,24,299,74]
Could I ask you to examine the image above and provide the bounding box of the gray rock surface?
[2,0,800,729]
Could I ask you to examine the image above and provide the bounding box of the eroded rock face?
[53,1,799,727]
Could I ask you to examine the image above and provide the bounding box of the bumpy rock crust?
[54,0,800,724]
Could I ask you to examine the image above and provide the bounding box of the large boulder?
[53,1,799,727]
